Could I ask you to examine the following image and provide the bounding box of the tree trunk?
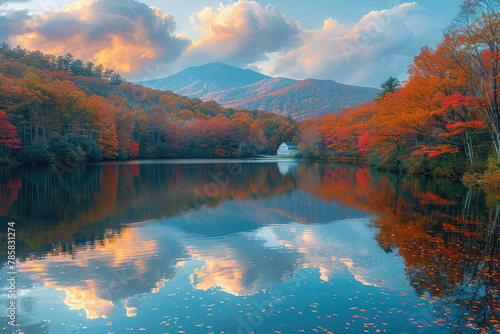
[465,132,475,165]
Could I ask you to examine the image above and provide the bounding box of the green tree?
[379,77,400,98]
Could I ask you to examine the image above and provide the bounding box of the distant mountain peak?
[135,62,270,97]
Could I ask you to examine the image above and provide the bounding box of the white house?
[277,142,299,156]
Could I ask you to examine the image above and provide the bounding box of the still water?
[0,160,498,333]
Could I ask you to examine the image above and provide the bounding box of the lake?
[0,160,498,334]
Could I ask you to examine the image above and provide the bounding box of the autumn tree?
[95,99,118,159]
[113,101,135,157]
[295,119,322,158]
[149,106,168,146]
[0,110,21,157]
[444,0,500,158]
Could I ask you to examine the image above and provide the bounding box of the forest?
[297,0,500,187]
[0,43,299,163]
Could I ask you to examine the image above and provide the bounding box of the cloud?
[271,2,422,86]
[0,9,30,42]
[184,0,303,67]
[0,0,433,86]
[0,0,30,4]
[7,0,189,79]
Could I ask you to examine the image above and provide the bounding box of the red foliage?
[0,110,21,149]
[129,141,139,157]
[442,93,483,108]
[356,133,371,156]
[412,144,460,158]
[439,120,487,137]
[445,120,486,130]
[481,51,500,70]
[214,148,226,156]
[438,128,466,137]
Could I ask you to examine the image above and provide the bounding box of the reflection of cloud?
[187,237,300,296]
[338,257,379,287]
[189,252,249,295]
[63,283,115,319]
[268,221,409,288]
[16,207,407,323]
[9,0,189,77]
[19,227,184,319]
[124,298,140,317]
[184,219,405,294]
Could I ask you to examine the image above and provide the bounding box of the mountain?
[202,77,299,105]
[136,62,270,97]
[136,63,381,120]
[225,79,382,120]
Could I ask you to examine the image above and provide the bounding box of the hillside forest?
[0,44,299,163]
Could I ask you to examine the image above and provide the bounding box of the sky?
[0,0,462,87]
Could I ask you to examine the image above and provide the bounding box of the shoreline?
[0,157,487,185]
[0,156,304,167]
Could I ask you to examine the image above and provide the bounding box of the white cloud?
[272,2,422,86]
[183,0,303,66]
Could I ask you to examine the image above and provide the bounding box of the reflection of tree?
[445,206,499,332]
[0,176,21,216]
[371,192,499,332]
[297,163,499,332]
[0,162,299,262]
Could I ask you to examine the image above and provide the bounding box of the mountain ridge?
[136,63,381,120]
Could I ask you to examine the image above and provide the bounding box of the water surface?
[0,161,498,333]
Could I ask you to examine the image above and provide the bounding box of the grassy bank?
[360,144,500,188]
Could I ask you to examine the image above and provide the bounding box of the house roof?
[283,142,297,146]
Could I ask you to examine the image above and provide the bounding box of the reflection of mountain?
[167,190,368,237]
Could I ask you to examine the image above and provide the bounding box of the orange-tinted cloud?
[8,0,189,78]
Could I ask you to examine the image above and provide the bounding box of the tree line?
[0,45,299,163]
